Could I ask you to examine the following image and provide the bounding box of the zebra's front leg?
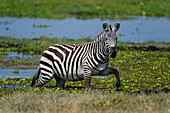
[84,68,92,90]
[99,67,121,89]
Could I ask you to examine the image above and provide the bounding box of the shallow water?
[0,85,32,88]
[0,16,170,42]
[0,68,35,79]
[0,52,39,79]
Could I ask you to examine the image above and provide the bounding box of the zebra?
[31,22,121,90]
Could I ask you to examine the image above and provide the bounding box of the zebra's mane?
[93,31,104,42]
[63,31,105,47]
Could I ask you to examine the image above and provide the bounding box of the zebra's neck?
[88,31,109,62]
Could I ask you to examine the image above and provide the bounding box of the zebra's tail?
[31,66,41,87]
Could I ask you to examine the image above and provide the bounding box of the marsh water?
[0,52,39,79]
[0,16,170,42]
[0,16,170,79]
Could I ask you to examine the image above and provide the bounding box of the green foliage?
[0,0,170,19]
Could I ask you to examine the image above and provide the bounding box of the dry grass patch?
[0,91,169,113]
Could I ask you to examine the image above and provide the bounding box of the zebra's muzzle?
[110,47,117,58]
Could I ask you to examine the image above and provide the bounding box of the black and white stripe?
[31,22,121,90]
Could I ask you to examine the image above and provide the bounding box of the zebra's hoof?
[85,87,92,91]
[116,82,121,89]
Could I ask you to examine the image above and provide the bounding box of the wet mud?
[117,45,170,51]
[0,43,20,48]
[126,45,170,51]
[136,88,170,95]
[92,87,170,95]
[1,42,169,51]
[0,84,169,95]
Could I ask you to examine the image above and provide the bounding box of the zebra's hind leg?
[54,75,66,89]
[98,67,121,89]
[34,72,54,88]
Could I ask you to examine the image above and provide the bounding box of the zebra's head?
[103,22,120,58]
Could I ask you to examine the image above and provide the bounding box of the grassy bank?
[0,92,169,113]
[0,36,169,54]
[0,0,170,19]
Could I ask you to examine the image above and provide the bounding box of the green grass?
[0,36,93,54]
[0,0,170,19]
[0,36,169,54]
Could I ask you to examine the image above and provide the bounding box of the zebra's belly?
[54,62,108,80]
[54,63,84,81]
[91,63,107,75]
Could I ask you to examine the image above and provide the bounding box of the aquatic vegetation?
[33,24,50,28]
[12,70,19,74]
[0,52,8,57]
[5,27,9,30]
[0,50,169,96]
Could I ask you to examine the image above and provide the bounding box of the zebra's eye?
[108,34,112,37]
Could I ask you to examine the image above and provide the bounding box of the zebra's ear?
[113,22,120,31]
[102,22,109,31]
